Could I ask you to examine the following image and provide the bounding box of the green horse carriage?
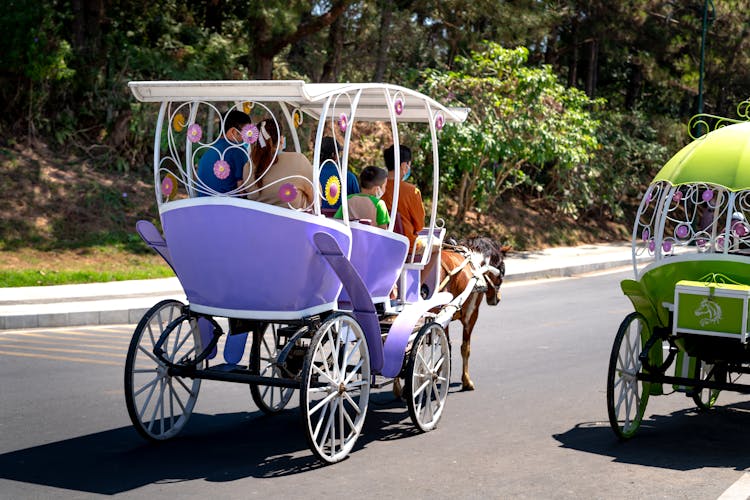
[607,118,750,438]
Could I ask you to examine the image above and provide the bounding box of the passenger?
[196,110,253,196]
[246,119,314,210]
[382,144,425,249]
[334,166,390,229]
[319,136,360,214]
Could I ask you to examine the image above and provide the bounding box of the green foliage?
[0,266,174,287]
[421,42,600,219]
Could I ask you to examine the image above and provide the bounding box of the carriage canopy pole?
[312,96,333,217]
[385,88,401,232]
[153,102,167,207]
[341,89,364,219]
[279,102,302,154]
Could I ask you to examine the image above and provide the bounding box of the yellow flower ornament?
[325,175,341,206]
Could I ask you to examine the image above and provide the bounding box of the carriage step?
[182,364,300,387]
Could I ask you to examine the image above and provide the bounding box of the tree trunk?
[71,0,104,58]
[373,0,393,82]
[624,63,642,110]
[568,17,578,88]
[585,38,598,98]
[205,0,224,33]
[320,14,345,82]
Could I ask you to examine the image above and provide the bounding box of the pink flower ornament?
[241,123,259,144]
[161,176,174,197]
[435,112,445,131]
[278,183,298,203]
[187,123,202,143]
[702,189,714,202]
[675,224,689,239]
[338,113,348,133]
[213,160,230,180]
[641,228,650,242]
[672,191,682,202]
[394,98,404,116]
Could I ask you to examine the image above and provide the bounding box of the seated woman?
[246,119,314,210]
[334,166,390,229]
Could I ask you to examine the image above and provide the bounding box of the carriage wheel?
[606,312,651,440]
[405,322,451,432]
[124,300,202,441]
[301,313,370,463]
[250,323,294,414]
[692,360,721,410]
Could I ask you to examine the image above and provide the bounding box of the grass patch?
[0,267,174,287]
[0,248,174,287]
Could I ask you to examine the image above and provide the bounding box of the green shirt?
[334,194,391,226]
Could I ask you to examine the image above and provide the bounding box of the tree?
[421,42,600,219]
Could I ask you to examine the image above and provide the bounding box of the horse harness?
[438,244,502,303]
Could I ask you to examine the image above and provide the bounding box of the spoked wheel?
[692,360,722,410]
[125,299,203,441]
[607,312,651,440]
[250,323,295,414]
[405,322,451,432]
[301,313,370,464]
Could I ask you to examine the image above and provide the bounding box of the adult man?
[382,144,425,249]
[196,110,252,196]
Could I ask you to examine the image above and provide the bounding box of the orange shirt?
[383,178,425,249]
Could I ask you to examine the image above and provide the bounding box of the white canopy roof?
[128,80,468,124]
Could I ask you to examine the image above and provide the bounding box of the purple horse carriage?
[123,81,481,463]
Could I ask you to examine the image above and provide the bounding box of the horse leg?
[393,377,403,399]
[460,293,482,391]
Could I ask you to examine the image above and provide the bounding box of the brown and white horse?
[424,236,510,390]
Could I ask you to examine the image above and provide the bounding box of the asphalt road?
[1,270,749,499]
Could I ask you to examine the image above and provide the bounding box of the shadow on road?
[554,401,750,471]
[0,392,421,494]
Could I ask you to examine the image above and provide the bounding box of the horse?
[423,236,510,391]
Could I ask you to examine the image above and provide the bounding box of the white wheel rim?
[255,324,294,411]
[305,316,370,462]
[612,317,644,433]
[128,303,201,440]
[411,324,450,431]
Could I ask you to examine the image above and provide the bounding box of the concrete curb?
[0,254,637,330]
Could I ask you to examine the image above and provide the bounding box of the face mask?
[402,166,411,181]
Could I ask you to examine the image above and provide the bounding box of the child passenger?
[335,166,390,229]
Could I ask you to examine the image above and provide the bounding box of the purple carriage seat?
[338,222,409,305]
[159,198,352,320]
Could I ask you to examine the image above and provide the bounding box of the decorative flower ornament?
[734,222,749,237]
[213,159,230,180]
[173,113,186,132]
[648,239,656,252]
[187,123,202,143]
[435,112,445,131]
[662,240,673,253]
[675,224,689,239]
[242,101,254,114]
[717,235,726,250]
[161,172,178,200]
[293,109,303,128]
[278,183,298,203]
[325,175,341,206]
[394,98,404,116]
[241,123,259,144]
[644,192,652,204]
[702,189,714,202]
[338,113,348,133]
[672,191,683,202]
[641,228,650,242]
